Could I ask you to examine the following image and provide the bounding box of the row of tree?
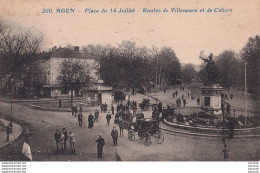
[82,41,182,91]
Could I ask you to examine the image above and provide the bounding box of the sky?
[0,0,259,65]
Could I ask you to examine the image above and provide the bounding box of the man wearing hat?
[95,134,105,158]
[111,126,119,146]
[106,112,112,126]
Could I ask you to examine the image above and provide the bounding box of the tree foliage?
[98,41,182,90]
[57,59,91,103]
[0,20,43,97]
[215,50,242,88]
[241,35,260,98]
[182,64,197,84]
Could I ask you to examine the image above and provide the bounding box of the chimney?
[74,46,79,52]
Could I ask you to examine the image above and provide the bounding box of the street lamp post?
[10,82,13,134]
[155,54,158,92]
[244,61,247,127]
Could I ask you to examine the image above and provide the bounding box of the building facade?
[39,46,98,97]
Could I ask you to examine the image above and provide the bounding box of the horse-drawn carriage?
[117,118,164,146]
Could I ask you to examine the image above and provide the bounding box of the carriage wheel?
[142,132,151,146]
[154,130,164,144]
[128,130,135,141]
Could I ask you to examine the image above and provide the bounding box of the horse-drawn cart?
[118,118,164,146]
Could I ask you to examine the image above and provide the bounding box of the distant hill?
[181,63,201,72]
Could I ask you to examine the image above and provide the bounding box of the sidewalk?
[0,118,23,149]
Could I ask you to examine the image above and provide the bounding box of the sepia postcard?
[0,0,259,172]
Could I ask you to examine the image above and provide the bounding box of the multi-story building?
[39,46,97,97]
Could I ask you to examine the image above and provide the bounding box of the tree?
[241,35,260,98]
[182,64,197,84]
[100,47,152,90]
[57,59,91,105]
[215,50,241,88]
[0,20,43,97]
[157,47,182,86]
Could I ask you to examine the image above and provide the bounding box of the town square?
[0,0,259,165]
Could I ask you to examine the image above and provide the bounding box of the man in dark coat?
[111,126,119,146]
[117,104,120,112]
[54,129,60,150]
[178,98,181,107]
[104,103,108,113]
[230,93,233,100]
[74,106,78,117]
[95,135,105,158]
[78,113,83,127]
[183,99,186,107]
[106,112,112,126]
[111,105,114,115]
[100,104,103,113]
[119,124,124,137]
[6,125,11,142]
[88,113,94,128]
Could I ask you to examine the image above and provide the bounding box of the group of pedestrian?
[173,90,178,98]
[176,98,181,107]
[54,128,75,154]
[95,126,120,158]
[100,103,108,113]
[71,104,78,117]
[117,101,137,115]
[71,104,84,127]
